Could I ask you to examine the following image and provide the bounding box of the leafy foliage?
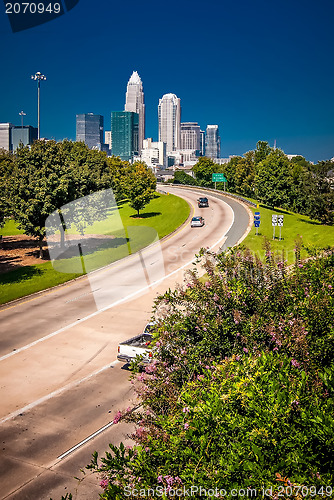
[1,140,158,256]
[255,149,293,209]
[192,157,222,187]
[172,170,197,185]
[0,148,16,228]
[86,245,334,497]
[126,162,157,216]
[190,141,334,225]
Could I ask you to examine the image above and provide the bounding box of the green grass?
[242,202,334,264]
[0,263,82,304]
[0,193,190,305]
[0,218,25,236]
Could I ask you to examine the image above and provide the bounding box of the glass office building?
[12,126,38,151]
[76,113,104,150]
[110,111,139,162]
[0,123,37,151]
[205,125,221,159]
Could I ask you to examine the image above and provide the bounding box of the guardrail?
[157,183,257,207]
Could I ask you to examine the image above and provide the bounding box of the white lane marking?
[65,288,101,303]
[57,421,115,460]
[0,199,234,363]
[0,360,120,425]
[56,401,141,461]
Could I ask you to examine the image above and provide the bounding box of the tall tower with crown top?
[124,71,145,151]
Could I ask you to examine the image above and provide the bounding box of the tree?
[289,155,312,169]
[254,140,273,164]
[126,162,156,216]
[9,141,73,257]
[107,155,130,201]
[225,151,256,197]
[0,148,15,230]
[9,140,116,258]
[192,157,221,187]
[306,160,334,224]
[255,149,293,209]
[173,170,197,185]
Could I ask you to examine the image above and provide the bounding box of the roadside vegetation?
[172,141,334,226]
[0,193,189,305]
[2,139,333,498]
[171,140,334,264]
[0,141,190,304]
[85,244,334,498]
[244,203,334,264]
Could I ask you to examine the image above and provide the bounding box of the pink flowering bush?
[85,245,334,498]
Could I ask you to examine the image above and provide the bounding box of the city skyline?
[0,0,333,163]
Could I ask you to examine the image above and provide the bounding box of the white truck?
[117,323,155,365]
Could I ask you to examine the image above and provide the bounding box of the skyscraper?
[110,111,139,162]
[205,125,221,159]
[12,126,38,151]
[200,130,205,156]
[180,122,201,152]
[125,71,145,151]
[158,93,181,154]
[0,122,37,151]
[76,113,104,150]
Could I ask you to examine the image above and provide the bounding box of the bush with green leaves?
[86,245,334,498]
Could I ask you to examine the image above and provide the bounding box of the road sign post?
[272,214,277,239]
[254,211,261,236]
[212,173,227,190]
[277,215,284,240]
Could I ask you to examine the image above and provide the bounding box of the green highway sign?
[212,173,227,182]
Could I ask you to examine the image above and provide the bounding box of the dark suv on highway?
[198,197,209,208]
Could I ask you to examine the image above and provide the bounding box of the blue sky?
[1,0,333,163]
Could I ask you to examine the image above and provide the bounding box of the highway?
[0,187,251,499]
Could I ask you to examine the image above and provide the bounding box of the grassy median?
[0,193,190,305]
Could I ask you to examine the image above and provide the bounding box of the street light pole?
[19,110,26,128]
[31,72,46,139]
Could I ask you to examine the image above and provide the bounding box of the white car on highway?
[191,216,205,227]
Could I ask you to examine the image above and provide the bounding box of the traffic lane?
[0,300,152,420]
[207,191,251,247]
[0,190,234,418]
[0,190,193,356]
[4,419,135,500]
[0,192,233,418]
[0,189,232,357]
[0,276,97,355]
[0,362,137,499]
[165,185,251,250]
[0,190,247,498]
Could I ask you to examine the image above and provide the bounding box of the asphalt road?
[0,187,251,499]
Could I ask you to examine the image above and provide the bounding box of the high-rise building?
[105,131,112,150]
[0,123,38,151]
[125,71,145,151]
[158,93,181,154]
[205,125,220,159]
[141,138,167,169]
[12,126,38,151]
[110,111,139,162]
[200,130,205,156]
[0,123,13,150]
[76,113,105,150]
[180,122,200,153]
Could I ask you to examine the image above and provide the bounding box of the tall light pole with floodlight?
[31,72,46,139]
[19,110,26,128]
